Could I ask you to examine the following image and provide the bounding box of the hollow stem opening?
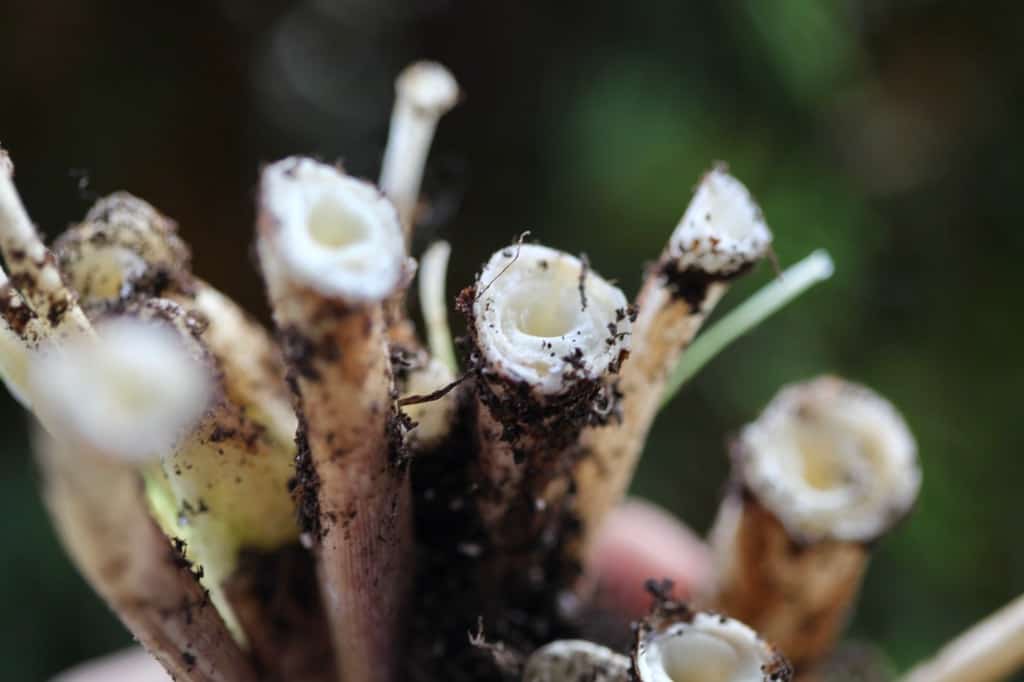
[307,196,370,249]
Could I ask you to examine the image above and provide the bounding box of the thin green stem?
[660,249,834,407]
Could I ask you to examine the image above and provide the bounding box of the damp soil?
[406,394,593,682]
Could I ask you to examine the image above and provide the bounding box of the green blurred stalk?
[660,249,834,407]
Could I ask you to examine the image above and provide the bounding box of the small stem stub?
[469,243,630,398]
[709,376,920,669]
[260,156,406,302]
[462,244,631,548]
[523,640,631,682]
[734,375,920,543]
[633,592,792,682]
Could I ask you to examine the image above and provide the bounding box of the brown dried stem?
[462,243,630,594]
[574,168,772,565]
[707,376,920,670]
[257,156,412,682]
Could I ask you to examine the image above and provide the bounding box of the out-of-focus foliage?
[0,0,1021,679]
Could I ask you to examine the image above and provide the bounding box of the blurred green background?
[1,0,1021,679]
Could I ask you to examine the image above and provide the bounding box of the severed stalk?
[256,156,412,682]
[379,62,462,436]
[707,376,921,670]
[28,316,258,682]
[523,640,631,682]
[461,243,630,581]
[379,60,460,241]
[51,193,310,666]
[574,167,772,559]
[0,155,93,339]
[523,599,794,682]
[900,593,1024,682]
[633,603,793,682]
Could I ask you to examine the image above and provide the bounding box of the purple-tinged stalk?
[28,316,258,682]
[707,376,920,670]
[900,594,1024,682]
[462,243,630,585]
[575,168,771,561]
[256,156,411,682]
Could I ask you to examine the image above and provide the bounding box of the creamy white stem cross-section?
[635,613,788,682]
[260,157,406,302]
[736,375,920,542]
[523,640,630,682]
[29,317,212,461]
[668,168,772,275]
[472,244,630,394]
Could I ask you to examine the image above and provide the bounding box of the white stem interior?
[636,614,782,682]
[260,157,406,302]
[739,376,920,542]
[668,168,772,276]
[472,244,630,394]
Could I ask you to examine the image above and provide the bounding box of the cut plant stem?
[575,167,772,563]
[523,640,631,682]
[378,61,458,350]
[707,376,921,670]
[660,249,834,406]
[0,155,93,338]
[256,156,411,682]
[379,61,460,239]
[633,601,793,682]
[27,317,258,682]
[53,194,303,657]
[900,593,1024,682]
[462,243,630,581]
